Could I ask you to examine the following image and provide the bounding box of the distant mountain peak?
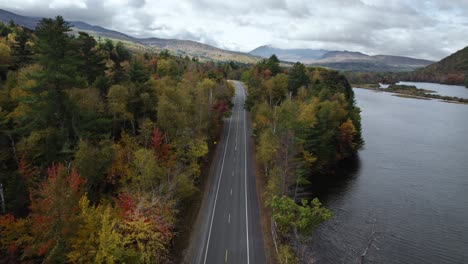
[0,8,259,64]
[0,8,436,70]
[248,44,433,72]
[249,45,329,62]
[319,50,369,60]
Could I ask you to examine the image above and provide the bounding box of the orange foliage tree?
[116,191,175,263]
[25,163,86,262]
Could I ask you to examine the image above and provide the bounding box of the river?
[307,86,468,264]
[396,81,468,99]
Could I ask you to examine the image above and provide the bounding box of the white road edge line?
[235,96,240,151]
[228,213,231,224]
[203,105,233,264]
[243,83,250,264]
[225,249,228,263]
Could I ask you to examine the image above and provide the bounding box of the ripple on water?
[307,88,468,264]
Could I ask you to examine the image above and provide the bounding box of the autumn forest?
[0,16,363,263]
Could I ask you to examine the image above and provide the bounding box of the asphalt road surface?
[184,81,266,264]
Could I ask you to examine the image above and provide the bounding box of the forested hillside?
[242,56,363,262]
[343,46,468,87]
[402,46,468,86]
[0,9,260,64]
[0,17,234,262]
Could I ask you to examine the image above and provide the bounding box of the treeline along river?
[308,84,468,264]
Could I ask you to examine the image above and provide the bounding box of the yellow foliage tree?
[0,42,11,67]
[68,196,129,263]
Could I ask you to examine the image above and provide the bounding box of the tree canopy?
[243,58,363,262]
[0,19,235,263]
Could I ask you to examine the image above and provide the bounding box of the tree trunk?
[7,134,19,166]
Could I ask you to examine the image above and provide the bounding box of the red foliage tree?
[26,163,86,261]
[17,156,39,189]
[151,128,174,166]
[0,214,30,259]
[116,191,174,262]
[445,73,464,85]
[213,100,229,119]
[263,69,272,78]
[116,192,135,220]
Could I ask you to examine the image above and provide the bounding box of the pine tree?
[11,28,33,69]
[288,62,309,96]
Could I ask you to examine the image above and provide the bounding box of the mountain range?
[250,45,434,72]
[1,8,434,71]
[0,9,260,64]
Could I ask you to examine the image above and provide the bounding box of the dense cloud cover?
[1,0,467,60]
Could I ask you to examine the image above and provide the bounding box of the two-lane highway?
[184,81,266,264]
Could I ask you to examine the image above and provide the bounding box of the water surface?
[397,81,468,99]
[308,88,468,264]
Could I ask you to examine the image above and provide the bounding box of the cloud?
[49,0,87,9]
[1,0,467,60]
[128,0,145,8]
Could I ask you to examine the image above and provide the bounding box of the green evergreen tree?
[129,57,149,84]
[265,54,281,75]
[288,62,309,95]
[74,32,106,85]
[11,28,34,69]
[110,42,130,84]
[26,16,81,163]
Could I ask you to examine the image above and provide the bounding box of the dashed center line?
[203,82,253,263]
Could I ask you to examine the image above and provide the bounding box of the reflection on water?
[307,156,361,204]
[307,88,468,264]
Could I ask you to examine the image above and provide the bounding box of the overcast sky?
[1,0,467,60]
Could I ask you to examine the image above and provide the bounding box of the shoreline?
[352,85,468,105]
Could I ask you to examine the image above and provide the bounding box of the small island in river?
[353,84,468,104]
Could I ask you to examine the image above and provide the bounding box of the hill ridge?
[403,45,468,85]
[250,45,433,72]
[0,8,260,63]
